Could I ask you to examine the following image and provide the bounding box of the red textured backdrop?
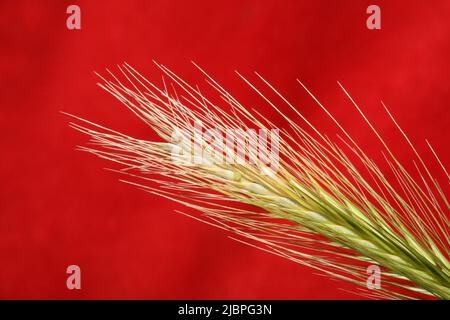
[0,0,449,299]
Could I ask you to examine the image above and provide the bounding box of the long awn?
[66,62,450,299]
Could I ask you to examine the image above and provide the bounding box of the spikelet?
[66,62,450,299]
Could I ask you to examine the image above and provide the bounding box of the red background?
[0,0,449,299]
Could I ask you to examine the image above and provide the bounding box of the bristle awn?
[65,63,450,299]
